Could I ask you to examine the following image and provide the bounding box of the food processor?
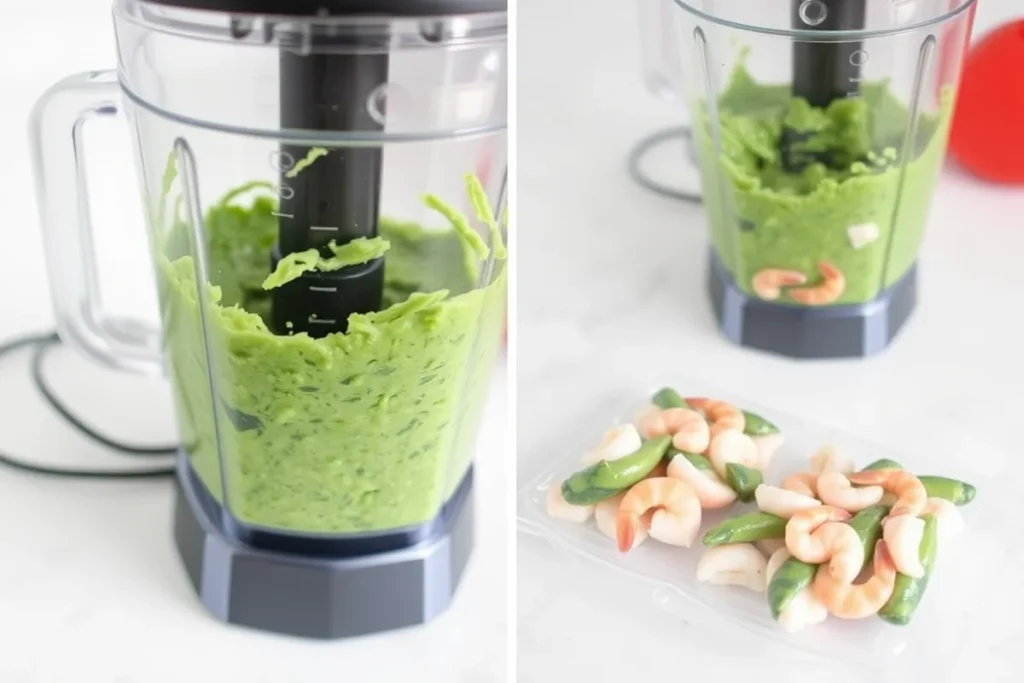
[29,0,507,639]
[637,0,976,358]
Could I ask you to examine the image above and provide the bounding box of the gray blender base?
[173,455,474,640]
[708,252,917,359]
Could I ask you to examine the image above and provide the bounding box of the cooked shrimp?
[920,497,965,547]
[707,431,760,478]
[756,538,787,557]
[637,407,711,455]
[781,472,819,499]
[616,477,701,552]
[666,453,738,509]
[685,397,746,440]
[752,268,807,301]
[765,547,828,633]
[813,540,897,619]
[883,514,926,578]
[546,481,595,523]
[816,471,884,513]
[751,433,785,470]
[787,261,845,306]
[580,423,643,466]
[809,445,854,475]
[755,484,822,519]
[696,543,767,593]
[595,493,651,549]
[785,506,853,564]
[813,522,866,584]
[847,469,927,518]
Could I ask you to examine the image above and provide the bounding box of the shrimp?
[882,514,926,578]
[546,481,595,523]
[787,261,845,306]
[633,402,661,430]
[666,453,738,509]
[580,423,643,466]
[765,547,828,633]
[816,471,885,513]
[846,469,927,518]
[751,432,785,470]
[636,407,710,455]
[755,484,822,519]
[684,397,745,440]
[812,522,866,584]
[920,497,965,548]
[696,543,767,593]
[595,492,651,549]
[784,506,853,564]
[707,431,760,478]
[616,477,701,552]
[752,268,807,301]
[813,540,897,619]
[809,445,855,475]
[780,472,819,499]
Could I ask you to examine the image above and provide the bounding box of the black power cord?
[626,125,704,205]
[0,331,176,479]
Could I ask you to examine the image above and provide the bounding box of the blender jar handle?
[637,0,685,104]
[29,70,164,377]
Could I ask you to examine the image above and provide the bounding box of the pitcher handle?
[637,0,686,104]
[29,70,164,377]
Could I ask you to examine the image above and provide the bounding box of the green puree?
[697,65,955,305]
[156,178,507,534]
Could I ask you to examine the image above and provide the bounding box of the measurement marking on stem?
[310,225,339,232]
[309,317,338,325]
[272,211,294,219]
[309,286,338,293]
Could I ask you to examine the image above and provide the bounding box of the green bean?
[742,410,780,436]
[561,435,671,505]
[861,458,903,471]
[651,387,690,410]
[918,475,976,506]
[725,463,763,503]
[767,557,817,620]
[879,514,938,625]
[847,504,890,569]
[702,511,785,547]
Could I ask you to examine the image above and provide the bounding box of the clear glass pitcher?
[30,0,508,538]
[636,0,975,357]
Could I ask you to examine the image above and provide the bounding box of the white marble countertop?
[517,1,1024,681]
[0,2,507,681]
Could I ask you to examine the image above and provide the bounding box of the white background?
[0,2,507,682]
[517,1,1024,682]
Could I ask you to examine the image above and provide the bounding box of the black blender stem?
[783,0,867,172]
[278,51,386,252]
[271,32,389,337]
[791,0,868,107]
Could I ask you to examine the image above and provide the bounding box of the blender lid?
[141,0,507,16]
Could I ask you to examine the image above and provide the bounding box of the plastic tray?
[517,378,984,676]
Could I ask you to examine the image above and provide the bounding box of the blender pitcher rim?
[114,4,508,51]
[116,77,508,143]
[669,0,977,40]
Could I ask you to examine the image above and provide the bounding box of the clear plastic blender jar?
[639,0,975,358]
[30,0,507,638]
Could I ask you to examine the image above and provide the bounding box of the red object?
[948,19,1024,184]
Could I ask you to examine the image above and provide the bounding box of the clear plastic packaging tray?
[518,378,986,676]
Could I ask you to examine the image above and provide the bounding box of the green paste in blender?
[697,64,955,305]
[156,177,506,534]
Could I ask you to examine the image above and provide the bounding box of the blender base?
[707,252,918,359]
[172,454,474,640]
